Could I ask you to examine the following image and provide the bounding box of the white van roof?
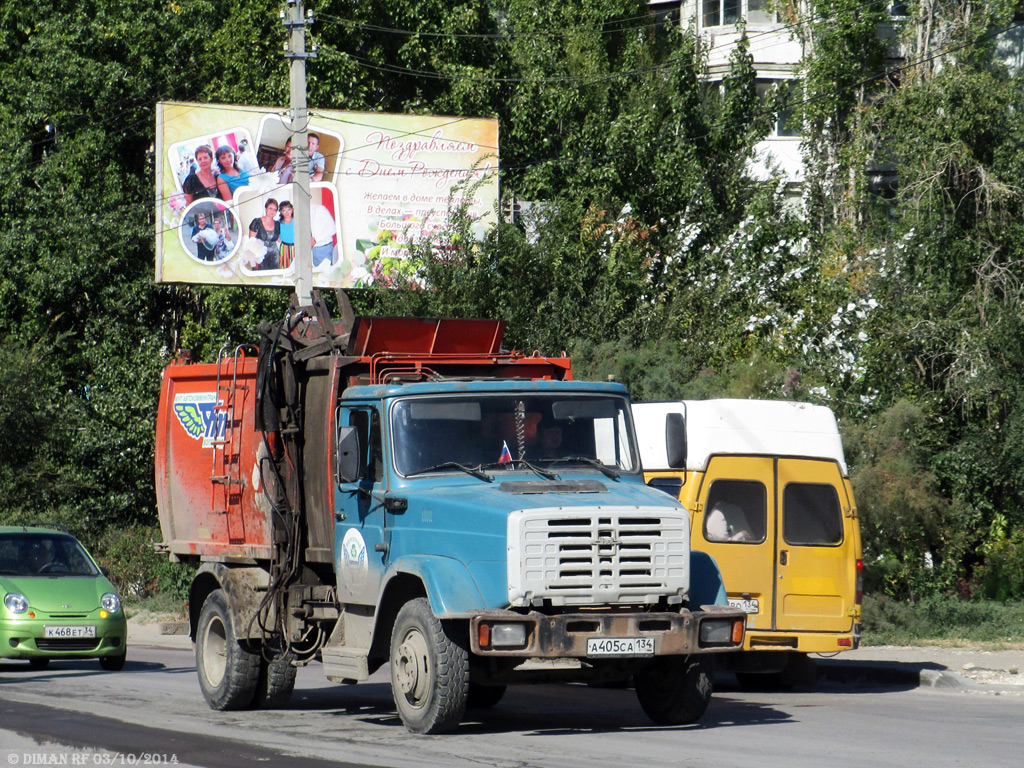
[633,399,848,475]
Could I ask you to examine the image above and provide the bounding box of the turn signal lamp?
[855,559,864,605]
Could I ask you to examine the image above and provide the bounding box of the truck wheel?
[467,682,506,709]
[253,652,297,708]
[389,597,469,734]
[634,655,713,726]
[196,589,260,711]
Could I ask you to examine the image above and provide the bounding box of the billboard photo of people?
[156,102,499,289]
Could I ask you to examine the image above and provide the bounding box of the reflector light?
[838,637,852,647]
[478,622,491,649]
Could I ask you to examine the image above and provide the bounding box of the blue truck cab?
[160,311,745,734]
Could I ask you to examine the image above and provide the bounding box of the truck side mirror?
[336,426,363,484]
[665,412,687,469]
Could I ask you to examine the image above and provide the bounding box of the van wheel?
[736,671,786,690]
[390,597,469,733]
[635,655,713,725]
[196,589,260,710]
[253,652,297,708]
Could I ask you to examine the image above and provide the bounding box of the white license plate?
[586,637,655,657]
[44,625,96,639]
[728,598,760,614]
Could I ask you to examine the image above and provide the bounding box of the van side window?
[704,480,767,544]
[783,482,843,545]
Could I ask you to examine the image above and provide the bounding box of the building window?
[756,79,801,137]
[703,0,777,27]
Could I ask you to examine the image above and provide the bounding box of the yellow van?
[633,400,863,686]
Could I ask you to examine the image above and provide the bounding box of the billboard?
[155,102,499,289]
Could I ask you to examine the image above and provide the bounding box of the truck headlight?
[4,593,28,614]
[699,618,744,646]
[478,621,528,649]
[101,593,121,614]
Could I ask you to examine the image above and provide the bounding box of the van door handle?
[779,550,788,565]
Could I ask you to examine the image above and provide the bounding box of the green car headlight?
[4,593,28,614]
[101,593,121,614]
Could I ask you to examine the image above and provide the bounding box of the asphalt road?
[2,645,1024,768]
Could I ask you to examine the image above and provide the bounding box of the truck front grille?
[508,507,689,607]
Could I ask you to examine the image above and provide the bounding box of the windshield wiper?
[481,459,559,481]
[407,462,493,482]
[544,456,622,479]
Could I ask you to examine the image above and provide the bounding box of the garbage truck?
[155,297,745,732]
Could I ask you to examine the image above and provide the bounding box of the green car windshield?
[0,533,100,577]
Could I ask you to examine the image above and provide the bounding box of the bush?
[862,592,1024,645]
[977,528,1024,602]
[95,524,193,602]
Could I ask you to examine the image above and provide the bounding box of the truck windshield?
[391,394,638,477]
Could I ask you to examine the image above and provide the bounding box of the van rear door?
[695,456,775,633]
[774,458,855,634]
[695,456,855,636]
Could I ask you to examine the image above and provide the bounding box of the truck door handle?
[374,542,389,554]
[779,550,788,565]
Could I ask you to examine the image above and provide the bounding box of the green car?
[0,525,127,670]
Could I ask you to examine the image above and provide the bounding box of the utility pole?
[282,0,317,305]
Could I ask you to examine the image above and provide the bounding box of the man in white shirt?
[236,140,260,175]
[308,133,326,182]
[310,203,337,267]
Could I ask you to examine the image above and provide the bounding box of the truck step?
[322,646,371,682]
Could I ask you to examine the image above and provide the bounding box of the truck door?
[775,458,854,634]
[695,457,775,632]
[335,406,388,605]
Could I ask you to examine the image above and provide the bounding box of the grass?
[124,591,188,620]
[862,593,1024,648]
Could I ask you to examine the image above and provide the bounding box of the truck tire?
[196,589,260,711]
[467,682,506,709]
[253,652,297,708]
[634,654,713,726]
[389,597,469,734]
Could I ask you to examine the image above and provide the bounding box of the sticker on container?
[172,392,226,449]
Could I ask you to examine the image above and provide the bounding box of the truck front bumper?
[469,605,745,658]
